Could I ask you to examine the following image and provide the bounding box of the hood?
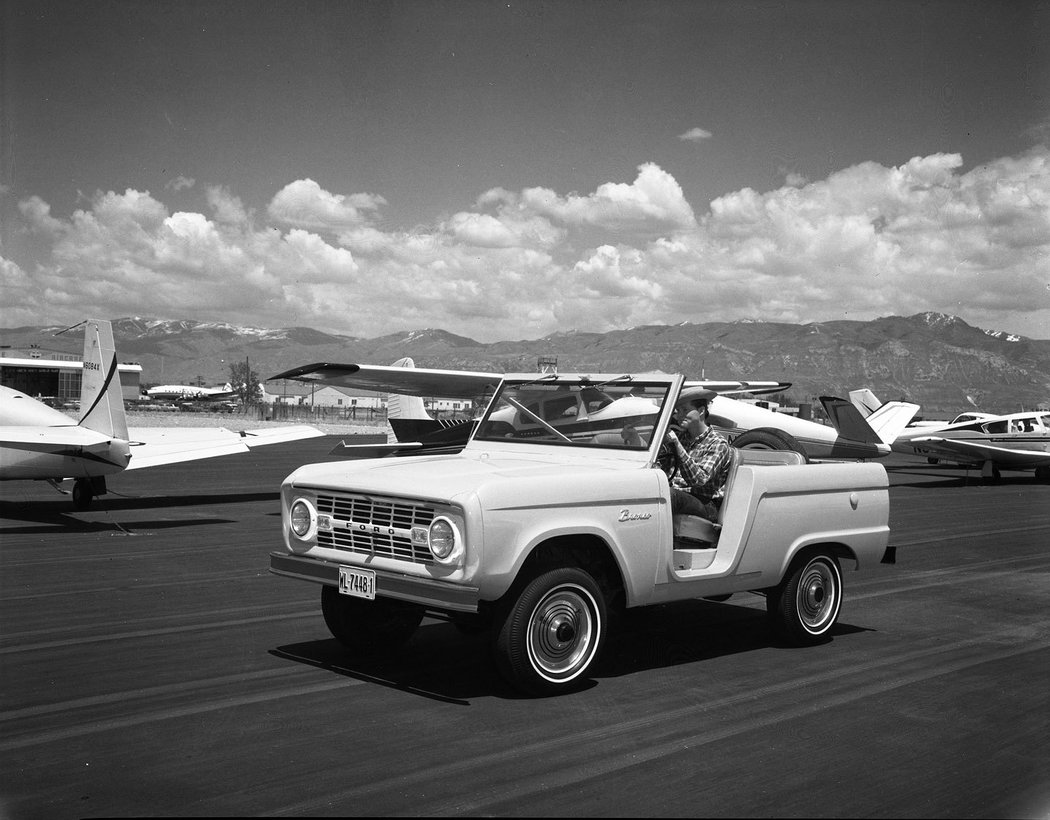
[285,451,616,504]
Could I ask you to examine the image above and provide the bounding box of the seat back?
[673,446,803,551]
[717,447,743,523]
[735,448,806,467]
[673,446,741,545]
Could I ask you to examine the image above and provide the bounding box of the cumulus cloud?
[268,179,387,232]
[19,196,65,235]
[206,185,250,226]
[679,127,713,142]
[520,163,697,233]
[166,175,196,192]
[4,149,1050,340]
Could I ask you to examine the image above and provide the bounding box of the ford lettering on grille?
[315,494,436,564]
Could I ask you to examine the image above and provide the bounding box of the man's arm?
[672,433,730,490]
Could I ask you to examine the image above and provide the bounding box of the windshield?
[473,376,674,449]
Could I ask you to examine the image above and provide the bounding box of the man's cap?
[678,386,718,407]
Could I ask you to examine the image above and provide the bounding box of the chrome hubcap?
[527,585,598,681]
[797,559,838,631]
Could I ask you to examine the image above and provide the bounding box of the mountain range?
[2,313,1048,417]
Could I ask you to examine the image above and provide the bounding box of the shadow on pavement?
[271,599,874,702]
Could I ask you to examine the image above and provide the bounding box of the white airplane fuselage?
[708,397,888,459]
[1,322,321,508]
[486,387,900,460]
[147,384,232,401]
[0,416,131,479]
[900,410,1050,471]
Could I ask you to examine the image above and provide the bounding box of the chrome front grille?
[315,494,436,564]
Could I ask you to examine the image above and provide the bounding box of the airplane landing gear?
[72,476,107,510]
[980,461,1001,483]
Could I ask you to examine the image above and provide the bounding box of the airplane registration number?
[338,566,376,600]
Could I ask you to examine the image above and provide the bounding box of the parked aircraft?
[848,389,1050,480]
[849,389,995,428]
[146,383,237,401]
[0,319,323,509]
[269,359,918,461]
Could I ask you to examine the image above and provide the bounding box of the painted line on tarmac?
[0,667,310,723]
[0,678,360,753]
[262,619,1050,816]
[847,552,1050,600]
[0,610,319,655]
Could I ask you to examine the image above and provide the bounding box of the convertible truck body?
[271,372,891,695]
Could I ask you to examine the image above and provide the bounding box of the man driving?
[664,390,732,519]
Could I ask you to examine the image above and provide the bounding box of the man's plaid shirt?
[671,427,733,505]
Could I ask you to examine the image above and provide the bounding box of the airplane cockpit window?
[983,420,1008,434]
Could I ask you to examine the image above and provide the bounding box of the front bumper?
[269,551,481,613]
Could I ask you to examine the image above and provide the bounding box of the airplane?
[848,390,1050,480]
[146,383,237,402]
[269,359,919,461]
[849,389,995,429]
[0,319,324,509]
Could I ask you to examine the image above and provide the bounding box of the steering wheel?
[656,435,679,476]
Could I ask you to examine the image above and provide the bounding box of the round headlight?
[428,517,457,560]
[289,499,314,539]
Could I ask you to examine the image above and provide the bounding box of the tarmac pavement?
[1,443,1048,818]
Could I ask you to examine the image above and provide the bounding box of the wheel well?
[793,542,858,571]
[517,535,626,607]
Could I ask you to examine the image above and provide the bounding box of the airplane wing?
[268,362,501,399]
[326,440,465,459]
[124,425,324,470]
[905,435,1050,469]
[685,380,791,396]
[270,363,788,399]
[237,425,326,448]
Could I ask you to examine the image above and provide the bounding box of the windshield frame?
[469,373,683,456]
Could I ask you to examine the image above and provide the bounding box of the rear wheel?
[321,585,423,654]
[767,552,842,645]
[494,567,607,696]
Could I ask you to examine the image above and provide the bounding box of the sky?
[2,0,1049,342]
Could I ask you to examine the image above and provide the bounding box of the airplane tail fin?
[78,319,129,440]
[819,396,885,446]
[385,357,433,422]
[820,395,919,447]
[865,400,921,445]
[848,389,882,418]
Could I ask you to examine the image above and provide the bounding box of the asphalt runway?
[2,440,1048,818]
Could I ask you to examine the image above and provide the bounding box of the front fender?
[472,469,668,604]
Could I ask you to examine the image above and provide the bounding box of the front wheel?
[766,552,842,645]
[494,567,607,696]
[321,585,423,655]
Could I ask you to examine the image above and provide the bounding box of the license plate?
[338,566,376,600]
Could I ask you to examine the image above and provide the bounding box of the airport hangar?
[0,346,142,404]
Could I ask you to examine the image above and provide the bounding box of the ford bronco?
[270,372,893,695]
